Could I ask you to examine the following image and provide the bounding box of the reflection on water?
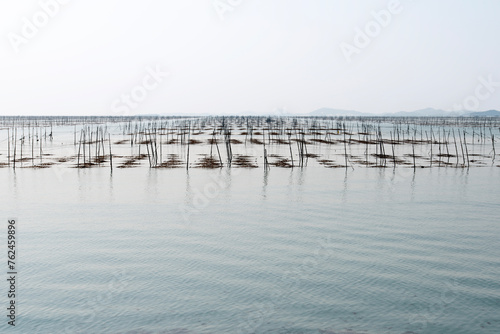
[0,166,499,334]
[262,168,269,200]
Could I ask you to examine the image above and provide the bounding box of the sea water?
[0,165,499,334]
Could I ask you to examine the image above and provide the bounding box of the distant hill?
[388,108,467,117]
[463,110,500,117]
[309,108,370,116]
[157,108,500,117]
[306,107,500,117]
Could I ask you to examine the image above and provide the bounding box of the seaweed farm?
[2,115,500,334]
[1,116,499,171]
[4,1,500,332]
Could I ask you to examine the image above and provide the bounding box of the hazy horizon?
[2,0,500,116]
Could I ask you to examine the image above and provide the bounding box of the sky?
[1,0,500,116]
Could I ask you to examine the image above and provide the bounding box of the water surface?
[1,165,499,334]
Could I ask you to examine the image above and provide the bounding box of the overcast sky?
[1,0,500,116]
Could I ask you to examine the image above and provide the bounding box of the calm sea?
[1,165,499,334]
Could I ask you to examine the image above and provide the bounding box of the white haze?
[1,0,499,116]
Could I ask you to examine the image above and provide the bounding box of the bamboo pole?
[343,123,348,169]
[186,124,190,170]
[77,129,82,167]
[109,133,113,172]
[463,130,470,168]
[13,128,16,170]
[7,128,10,167]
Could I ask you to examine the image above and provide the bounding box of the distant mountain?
[463,110,500,117]
[309,108,370,116]
[388,108,467,117]
[148,108,500,117]
[305,107,500,117]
